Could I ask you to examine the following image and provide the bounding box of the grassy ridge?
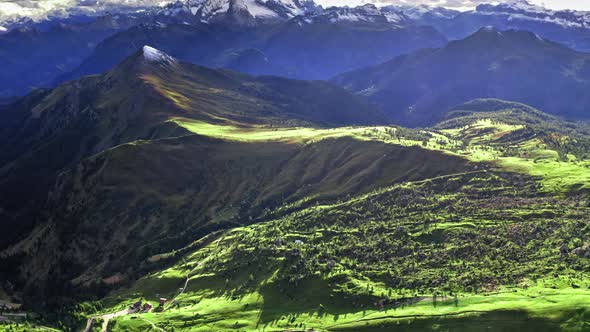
[173,106,590,194]
[8,100,590,331]
[86,106,590,331]
[5,131,470,300]
[77,108,590,330]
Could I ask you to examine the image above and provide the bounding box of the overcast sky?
[2,0,590,28]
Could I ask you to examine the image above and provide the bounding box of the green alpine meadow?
[1,1,590,331]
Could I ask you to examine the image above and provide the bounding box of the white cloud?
[0,0,164,26]
[534,0,590,11]
[314,0,590,10]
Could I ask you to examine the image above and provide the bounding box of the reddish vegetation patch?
[103,273,126,285]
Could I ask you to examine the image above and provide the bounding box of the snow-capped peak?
[142,45,176,64]
[476,0,590,29]
[295,4,408,26]
[384,4,459,20]
[481,25,500,33]
[157,0,320,24]
[501,0,544,12]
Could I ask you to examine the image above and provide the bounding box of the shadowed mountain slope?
[58,18,447,84]
[333,27,590,126]
[3,134,469,297]
[0,14,149,97]
[0,46,386,250]
[45,100,590,332]
[0,47,478,299]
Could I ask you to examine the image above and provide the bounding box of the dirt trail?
[83,234,226,332]
[83,261,198,331]
[166,276,190,309]
[140,317,165,332]
[165,240,219,310]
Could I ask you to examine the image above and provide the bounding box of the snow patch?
[243,0,279,18]
[157,0,316,22]
[477,1,590,29]
[309,4,406,25]
[481,25,503,35]
[142,45,176,64]
[383,11,403,23]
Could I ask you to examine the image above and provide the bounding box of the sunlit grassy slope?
[90,170,590,331]
[169,118,368,143]
[107,209,590,329]
[58,100,590,332]
[172,106,590,194]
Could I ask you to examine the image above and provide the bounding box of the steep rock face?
[157,0,320,24]
[333,27,590,126]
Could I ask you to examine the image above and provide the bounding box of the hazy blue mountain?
[9,0,590,98]
[402,0,590,52]
[0,13,150,97]
[333,27,590,126]
[57,5,447,83]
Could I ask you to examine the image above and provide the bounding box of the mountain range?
[6,0,590,98]
[2,0,590,331]
[419,1,590,51]
[333,26,590,126]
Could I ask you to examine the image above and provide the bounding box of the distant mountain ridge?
[1,0,451,97]
[0,13,150,97]
[55,9,447,84]
[157,0,320,24]
[293,4,408,26]
[409,0,590,51]
[476,1,590,29]
[333,26,590,126]
[4,0,590,33]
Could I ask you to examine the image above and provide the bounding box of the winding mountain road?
[83,308,137,332]
[82,235,224,332]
